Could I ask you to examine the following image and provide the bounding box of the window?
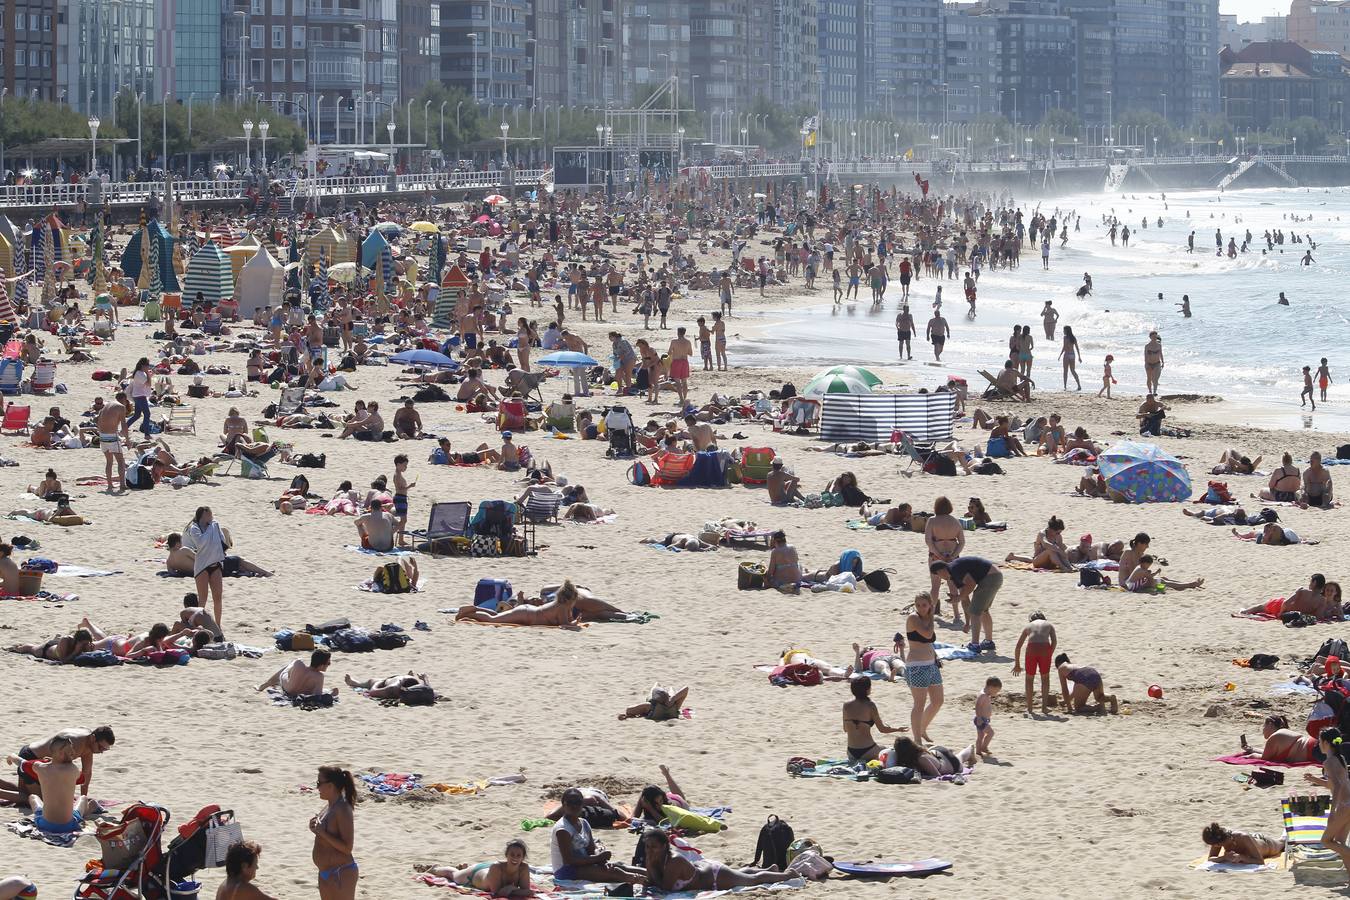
[272,0,284,14]
[292,25,305,47]
[250,57,264,80]
[293,0,304,13]
[272,25,284,47]
[251,0,263,11]
[251,24,263,47]
[292,58,306,80]
[271,58,285,82]
[41,14,51,30]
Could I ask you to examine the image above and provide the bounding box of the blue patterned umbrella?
[1097,441,1192,503]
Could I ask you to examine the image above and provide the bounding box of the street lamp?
[136,92,145,170]
[893,131,899,160]
[88,115,100,175]
[677,126,685,167]
[500,121,510,167]
[740,126,747,147]
[258,119,269,173]
[162,91,170,175]
[440,100,447,150]
[242,118,253,172]
[468,33,481,104]
[850,130,856,160]
[596,124,604,147]
[387,119,396,164]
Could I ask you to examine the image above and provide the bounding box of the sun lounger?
[520,491,564,551]
[165,405,197,435]
[1282,796,1340,873]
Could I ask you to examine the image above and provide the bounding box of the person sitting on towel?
[165,533,272,579]
[4,736,102,832]
[355,500,396,552]
[256,650,337,699]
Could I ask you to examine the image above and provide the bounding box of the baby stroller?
[75,802,241,900]
[604,405,635,458]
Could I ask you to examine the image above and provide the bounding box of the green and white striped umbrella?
[815,365,883,388]
[803,372,875,396]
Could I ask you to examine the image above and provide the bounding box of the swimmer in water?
[1278,292,1290,306]
[1302,249,1315,266]
[1177,295,1191,318]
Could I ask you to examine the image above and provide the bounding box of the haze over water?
[738,185,1350,432]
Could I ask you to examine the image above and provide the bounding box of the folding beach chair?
[773,397,820,433]
[469,499,523,555]
[407,500,471,553]
[520,489,564,551]
[165,406,197,435]
[1,404,31,434]
[739,447,777,485]
[1282,796,1340,873]
[651,450,697,486]
[276,386,307,417]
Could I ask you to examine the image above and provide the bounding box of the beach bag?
[1078,568,1104,587]
[474,578,513,611]
[1205,481,1233,504]
[924,454,958,476]
[769,663,822,687]
[973,459,1004,475]
[471,534,500,557]
[413,385,451,403]
[373,562,411,594]
[786,848,833,881]
[738,562,767,590]
[874,766,920,785]
[660,805,724,834]
[581,805,622,828]
[400,684,436,706]
[862,569,891,592]
[294,453,326,469]
[752,816,795,871]
[626,461,651,486]
[98,814,150,870]
[305,618,351,635]
[73,650,122,667]
[1338,444,1350,460]
[370,631,412,650]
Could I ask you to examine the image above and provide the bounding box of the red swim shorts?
[1264,597,1285,618]
[1026,645,1053,676]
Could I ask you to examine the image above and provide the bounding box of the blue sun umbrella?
[1097,441,1192,503]
[538,351,599,367]
[389,348,459,369]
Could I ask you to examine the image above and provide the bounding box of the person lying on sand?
[429,438,502,466]
[640,827,792,891]
[1240,574,1341,619]
[1055,653,1119,714]
[1065,534,1121,564]
[455,580,583,626]
[78,618,174,658]
[619,685,690,721]
[415,840,535,897]
[8,629,95,663]
[1232,523,1309,545]
[1212,449,1262,476]
[1237,714,1318,763]
[881,736,978,777]
[165,533,273,578]
[631,766,693,824]
[639,533,717,551]
[28,469,63,500]
[0,876,38,900]
[1203,823,1285,865]
[860,501,913,530]
[853,642,905,681]
[562,502,614,522]
[1061,427,1101,455]
[780,648,853,681]
[256,650,337,698]
[344,671,433,701]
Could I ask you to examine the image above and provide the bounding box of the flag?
[805,131,817,148]
[904,148,914,161]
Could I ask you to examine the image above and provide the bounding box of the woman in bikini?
[901,591,943,744]
[1305,726,1350,876]
[842,676,902,762]
[28,469,63,501]
[1055,653,1119,714]
[188,506,228,629]
[1239,714,1318,763]
[416,840,534,897]
[1005,516,1075,572]
[884,736,978,777]
[311,765,358,899]
[455,581,582,626]
[9,629,94,663]
[853,642,906,681]
[640,828,793,891]
[1304,452,1334,509]
[1260,452,1303,503]
[631,765,691,824]
[79,619,171,658]
[924,497,965,620]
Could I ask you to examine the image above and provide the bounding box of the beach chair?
[74,802,170,900]
[894,429,955,475]
[520,489,564,551]
[166,405,197,435]
[469,499,523,556]
[497,398,529,431]
[773,397,820,433]
[1282,796,1340,874]
[651,450,697,486]
[276,386,307,417]
[1,404,31,434]
[217,444,281,478]
[739,447,777,485]
[407,500,472,553]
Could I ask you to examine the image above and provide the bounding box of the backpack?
[923,454,958,476]
[973,458,1004,476]
[373,562,411,594]
[474,578,513,611]
[294,452,326,469]
[626,461,651,486]
[369,631,412,650]
[1317,638,1350,661]
[400,684,436,706]
[1078,568,1104,587]
[1338,443,1350,460]
[752,816,795,871]
[861,569,891,592]
[874,766,920,785]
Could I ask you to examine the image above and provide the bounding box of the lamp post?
[677,126,685,168]
[136,92,144,170]
[1161,92,1167,123]
[161,91,170,174]
[468,33,481,104]
[424,100,431,157]
[440,100,447,152]
[893,131,899,161]
[259,119,269,173]
[243,118,253,173]
[88,115,100,175]
[387,118,396,166]
[500,121,510,167]
[234,11,247,107]
[740,126,747,148]
[1153,135,1158,158]
[596,123,603,147]
[850,129,856,161]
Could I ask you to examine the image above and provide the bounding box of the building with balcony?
[1220,40,1350,129]
[875,0,945,121]
[769,0,819,111]
[173,0,223,101]
[944,10,1000,122]
[56,0,157,117]
[440,0,529,105]
[817,0,870,119]
[622,0,690,105]
[3,0,60,102]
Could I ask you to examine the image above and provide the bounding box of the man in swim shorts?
[666,328,693,406]
[0,726,113,808]
[1011,612,1058,714]
[96,394,128,492]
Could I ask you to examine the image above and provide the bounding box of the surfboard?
[832,859,953,877]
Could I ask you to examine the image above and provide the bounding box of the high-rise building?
[6,0,61,102]
[399,0,439,100]
[1063,0,1113,125]
[770,0,819,111]
[440,0,529,106]
[622,0,690,103]
[875,0,945,121]
[173,0,223,102]
[1175,0,1219,118]
[817,0,870,119]
[691,0,752,126]
[943,8,1000,122]
[56,0,156,116]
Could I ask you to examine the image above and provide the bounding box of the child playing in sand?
[975,677,999,756]
[1126,555,1205,592]
[1097,355,1115,399]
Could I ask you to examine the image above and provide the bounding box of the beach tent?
[434,264,470,328]
[0,216,19,254]
[181,241,233,304]
[360,229,391,270]
[819,392,956,444]
[224,234,262,282]
[235,246,286,318]
[0,231,12,278]
[119,221,180,293]
[306,226,353,267]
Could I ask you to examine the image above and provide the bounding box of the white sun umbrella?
[803,372,875,396]
[326,261,360,283]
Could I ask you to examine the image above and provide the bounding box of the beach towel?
[267,687,338,710]
[345,545,414,557]
[6,815,92,847]
[361,772,422,796]
[44,565,122,577]
[1189,856,1283,873]
[0,590,79,602]
[1213,754,1319,768]
[357,578,427,593]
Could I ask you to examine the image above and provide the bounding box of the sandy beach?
[2,208,1346,900]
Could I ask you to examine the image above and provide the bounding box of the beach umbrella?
[389,348,459,369]
[1097,441,1192,503]
[474,214,492,224]
[40,224,55,302]
[409,221,440,234]
[379,244,394,293]
[483,194,508,205]
[313,246,330,309]
[815,365,883,388]
[803,372,874,396]
[327,262,359,283]
[372,221,402,234]
[539,350,599,368]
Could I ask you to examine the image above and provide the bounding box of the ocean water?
[735,185,1350,431]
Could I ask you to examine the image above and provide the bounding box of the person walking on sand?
[718,271,734,316]
[1059,326,1082,391]
[1305,726,1350,878]
[1098,355,1116,399]
[311,766,358,899]
[1318,358,1333,403]
[895,305,914,360]
[926,311,950,362]
[712,312,728,371]
[1302,366,1317,411]
[667,328,693,407]
[1144,332,1164,395]
[1011,612,1058,715]
[96,393,129,492]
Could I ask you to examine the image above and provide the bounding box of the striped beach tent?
[307,226,352,266]
[0,230,12,280]
[819,391,957,444]
[181,241,233,304]
[147,225,163,298]
[40,223,55,302]
[236,245,285,318]
[311,246,330,309]
[0,278,15,325]
[359,228,391,270]
[119,221,180,293]
[210,224,239,249]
